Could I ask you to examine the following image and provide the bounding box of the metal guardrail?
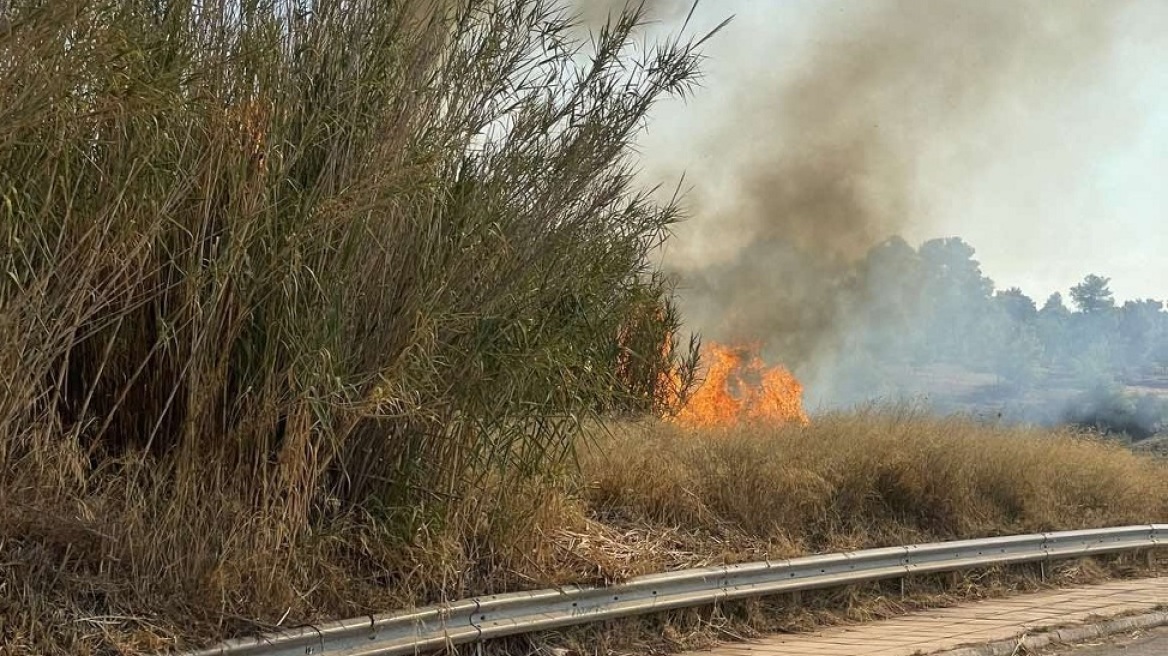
[187,524,1166,656]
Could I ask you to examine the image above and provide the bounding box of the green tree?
[976,291,1043,385]
[1037,292,1073,365]
[853,236,924,363]
[1117,299,1165,372]
[917,237,995,365]
[1068,275,1119,376]
[993,322,1044,387]
[1041,292,1070,315]
[993,287,1038,323]
[1070,274,1115,314]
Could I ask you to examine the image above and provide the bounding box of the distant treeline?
[820,236,1168,437]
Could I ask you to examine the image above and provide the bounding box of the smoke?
[572,0,688,29]
[657,1,1135,395]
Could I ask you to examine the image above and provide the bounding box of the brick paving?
[686,578,1167,656]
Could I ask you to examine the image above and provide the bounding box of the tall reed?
[0,1,707,651]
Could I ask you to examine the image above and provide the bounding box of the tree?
[992,322,1044,387]
[976,290,1044,385]
[861,236,922,293]
[917,237,995,365]
[993,287,1038,323]
[1117,299,1165,371]
[1040,292,1070,316]
[853,236,924,363]
[918,238,995,301]
[1070,274,1115,314]
[1067,275,1119,375]
[1037,292,1072,366]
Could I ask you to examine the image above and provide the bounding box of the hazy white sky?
[622,0,1168,304]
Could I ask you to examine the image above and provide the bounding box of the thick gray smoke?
[659,1,1135,404]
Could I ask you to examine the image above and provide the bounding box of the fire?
[673,342,809,428]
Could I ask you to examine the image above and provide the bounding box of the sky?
[589,0,1168,305]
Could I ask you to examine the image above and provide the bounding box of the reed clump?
[0,1,702,652]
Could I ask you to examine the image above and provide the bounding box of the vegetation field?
[0,1,1165,655]
[4,408,1167,654]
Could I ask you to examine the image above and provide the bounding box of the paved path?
[1049,626,1168,655]
[685,578,1167,656]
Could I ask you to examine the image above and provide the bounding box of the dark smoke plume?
[666,1,1128,379]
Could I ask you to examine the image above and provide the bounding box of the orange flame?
[673,342,809,428]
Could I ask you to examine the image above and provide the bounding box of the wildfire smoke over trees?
[778,235,1168,438]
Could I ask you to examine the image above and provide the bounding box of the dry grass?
[3,411,1168,654]
[0,444,614,654]
[579,409,1168,556]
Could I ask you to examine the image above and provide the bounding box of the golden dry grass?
[4,411,1167,654]
[0,451,601,654]
[579,409,1168,556]
[2,408,1168,648]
